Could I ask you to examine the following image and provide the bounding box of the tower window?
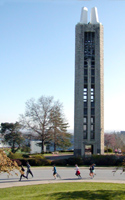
[91,69,95,75]
[91,87,94,102]
[84,102,87,107]
[91,102,94,107]
[84,117,87,123]
[91,77,95,84]
[83,87,87,102]
[84,69,87,75]
[91,124,94,131]
[84,125,87,131]
[84,77,87,83]
[91,61,95,65]
[84,108,87,115]
[84,61,87,65]
[83,131,87,139]
[84,32,95,58]
[91,131,95,139]
[91,108,95,115]
[91,117,94,123]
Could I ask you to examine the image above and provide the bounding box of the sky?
[0,0,125,132]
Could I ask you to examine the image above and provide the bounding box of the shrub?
[12,159,22,166]
[115,156,125,166]
[52,155,125,167]
[21,146,31,153]
[44,151,51,154]
[22,154,30,158]
[91,155,117,166]
[18,157,51,166]
[27,158,51,166]
[9,153,125,167]
[104,148,113,153]
[83,156,94,165]
[51,159,67,166]
[8,152,14,159]
[30,154,44,159]
[0,149,20,176]
[108,148,113,153]
[8,152,23,159]
[28,158,42,166]
[67,156,83,166]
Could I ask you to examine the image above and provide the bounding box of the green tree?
[0,122,24,153]
[49,101,71,151]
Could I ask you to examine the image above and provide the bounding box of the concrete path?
[0,167,124,188]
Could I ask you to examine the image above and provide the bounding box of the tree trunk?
[54,129,56,151]
[41,140,44,154]
[54,142,56,152]
[12,142,15,153]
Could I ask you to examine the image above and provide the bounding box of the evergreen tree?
[0,122,24,153]
[50,101,71,151]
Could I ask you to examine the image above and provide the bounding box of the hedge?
[10,154,125,167]
[51,155,125,167]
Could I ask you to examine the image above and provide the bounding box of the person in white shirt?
[75,164,81,178]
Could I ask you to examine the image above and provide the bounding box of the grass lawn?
[0,182,125,200]
[44,152,73,156]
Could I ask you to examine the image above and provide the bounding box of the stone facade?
[74,23,104,156]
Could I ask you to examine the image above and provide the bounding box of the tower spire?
[80,7,88,24]
[90,7,99,24]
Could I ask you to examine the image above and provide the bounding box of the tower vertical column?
[87,59,91,141]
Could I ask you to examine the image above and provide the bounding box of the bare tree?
[104,133,116,152]
[19,96,54,153]
[114,133,125,150]
[105,132,125,153]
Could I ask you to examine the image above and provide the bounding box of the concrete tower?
[74,7,104,156]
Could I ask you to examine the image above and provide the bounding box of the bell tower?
[74,7,104,156]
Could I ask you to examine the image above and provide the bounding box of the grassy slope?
[0,182,125,200]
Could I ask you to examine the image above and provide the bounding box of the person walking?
[53,164,57,179]
[91,164,96,177]
[26,161,33,179]
[75,164,81,178]
[19,165,27,181]
[89,165,93,178]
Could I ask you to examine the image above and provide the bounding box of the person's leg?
[53,172,56,179]
[29,169,33,177]
[23,174,28,179]
[27,170,29,179]
[89,172,92,177]
[19,174,23,181]
[23,175,28,179]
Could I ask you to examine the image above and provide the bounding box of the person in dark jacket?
[19,165,27,181]
[26,161,33,179]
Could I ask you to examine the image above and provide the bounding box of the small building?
[30,140,46,154]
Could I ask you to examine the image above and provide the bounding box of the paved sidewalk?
[0,179,125,189]
[0,167,124,188]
